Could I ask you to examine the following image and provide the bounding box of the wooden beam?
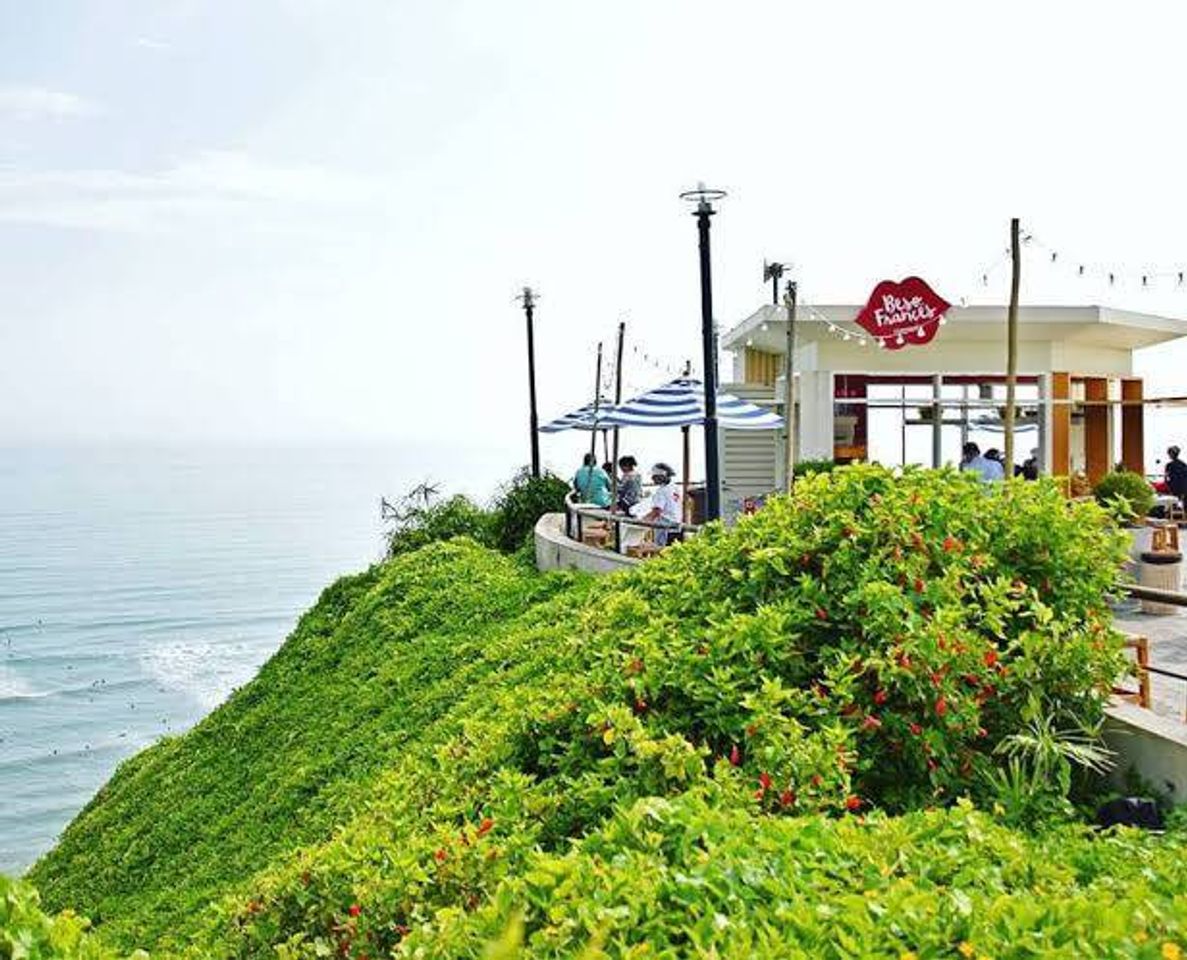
[1121,378,1145,474]
[1050,372,1071,478]
[1084,377,1109,483]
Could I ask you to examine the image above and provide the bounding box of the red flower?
[814,607,829,621]
[633,698,648,715]
[927,757,938,771]
[348,904,361,918]
[873,689,888,705]
[984,649,998,668]
[942,535,961,553]
[845,795,863,811]
[811,774,823,787]
[433,848,447,863]
[476,817,494,838]
[913,578,925,594]
[758,771,772,791]
[779,789,796,807]
[935,695,948,717]
[909,723,923,736]
[861,715,882,732]
[729,744,741,766]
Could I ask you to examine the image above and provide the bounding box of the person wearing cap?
[1166,446,1187,509]
[642,462,682,544]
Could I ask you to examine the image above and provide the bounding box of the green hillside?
[20,467,1187,958]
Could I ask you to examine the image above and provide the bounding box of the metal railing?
[564,494,701,556]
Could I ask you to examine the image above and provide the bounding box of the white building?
[718,303,1187,504]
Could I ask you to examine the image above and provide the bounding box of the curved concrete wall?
[534,513,638,575]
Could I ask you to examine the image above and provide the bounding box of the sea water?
[0,443,504,874]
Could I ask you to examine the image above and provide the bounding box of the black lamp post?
[679,183,727,522]
[518,286,541,477]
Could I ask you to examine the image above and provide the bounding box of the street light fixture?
[679,183,727,522]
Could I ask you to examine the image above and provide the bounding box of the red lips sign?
[854,277,951,350]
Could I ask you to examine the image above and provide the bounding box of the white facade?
[720,303,1187,492]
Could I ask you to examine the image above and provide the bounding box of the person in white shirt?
[960,442,1005,482]
[641,462,682,544]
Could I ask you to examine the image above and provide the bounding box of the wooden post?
[611,322,625,505]
[1121,378,1145,474]
[1004,218,1021,473]
[1084,377,1110,484]
[782,281,798,491]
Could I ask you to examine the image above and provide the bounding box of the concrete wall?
[534,513,639,575]
[1104,701,1187,804]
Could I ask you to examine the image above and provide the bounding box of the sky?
[4,0,1187,480]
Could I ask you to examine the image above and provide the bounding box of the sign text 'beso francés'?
[853,277,951,350]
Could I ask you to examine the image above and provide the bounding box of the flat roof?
[723,303,1187,354]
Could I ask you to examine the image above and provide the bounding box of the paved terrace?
[1115,563,1187,722]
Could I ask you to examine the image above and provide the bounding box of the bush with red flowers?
[25,467,1145,960]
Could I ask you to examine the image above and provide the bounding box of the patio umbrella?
[538,397,613,433]
[599,377,783,430]
[600,377,782,520]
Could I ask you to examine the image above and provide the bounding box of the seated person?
[572,453,612,508]
[616,455,642,513]
[641,462,682,545]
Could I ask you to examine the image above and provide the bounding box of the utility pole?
[1004,218,1021,474]
[680,184,727,522]
[610,321,625,505]
[782,279,798,491]
[519,287,541,477]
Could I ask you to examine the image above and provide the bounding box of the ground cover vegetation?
[16,466,1187,958]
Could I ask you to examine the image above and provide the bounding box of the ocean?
[0,443,505,874]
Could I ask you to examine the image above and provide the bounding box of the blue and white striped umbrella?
[600,377,782,430]
[538,398,612,433]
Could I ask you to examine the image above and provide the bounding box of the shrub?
[29,467,1141,958]
[385,492,493,556]
[488,468,570,553]
[793,457,836,478]
[0,875,125,959]
[1093,469,1155,522]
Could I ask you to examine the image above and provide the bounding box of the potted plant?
[1093,469,1156,561]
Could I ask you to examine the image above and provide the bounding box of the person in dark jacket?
[1166,445,1187,509]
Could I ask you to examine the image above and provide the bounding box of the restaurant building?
[718,303,1187,505]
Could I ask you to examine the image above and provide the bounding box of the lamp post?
[518,286,541,477]
[679,183,727,522]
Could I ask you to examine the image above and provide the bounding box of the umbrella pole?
[586,343,604,497]
[611,321,625,506]
[682,360,692,523]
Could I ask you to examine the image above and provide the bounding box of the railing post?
[614,517,622,554]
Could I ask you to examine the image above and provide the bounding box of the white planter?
[1128,525,1154,562]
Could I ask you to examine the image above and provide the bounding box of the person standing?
[572,453,612,507]
[1166,445,1187,509]
[960,442,1005,482]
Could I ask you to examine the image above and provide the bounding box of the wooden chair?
[1112,632,1151,709]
